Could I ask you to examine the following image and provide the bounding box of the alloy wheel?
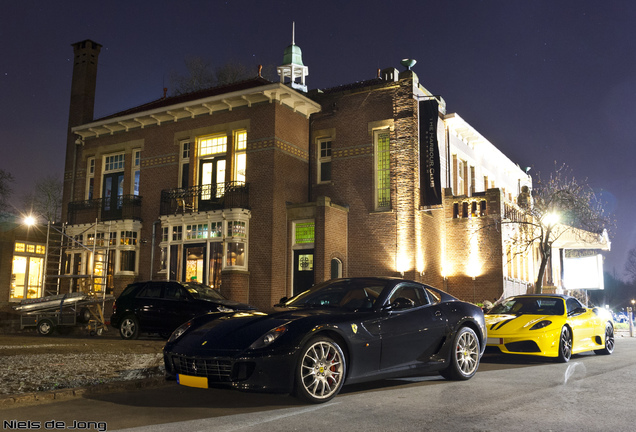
[456,329,479,376]
[299,340,345,402]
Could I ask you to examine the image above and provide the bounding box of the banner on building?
[419,99,442,207]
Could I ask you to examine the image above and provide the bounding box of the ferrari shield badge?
[351,324,358,334]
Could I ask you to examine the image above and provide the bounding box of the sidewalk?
[0,328,167,407]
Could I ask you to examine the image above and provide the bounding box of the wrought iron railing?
[67,195,142,225]
[160,182,250,215]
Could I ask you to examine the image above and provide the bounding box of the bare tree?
[169,56,275,95]
[23,175,63,223]
[169,56,218,95]
[625,248,636,282]
[507,163,609,293]
[0,169,14,214]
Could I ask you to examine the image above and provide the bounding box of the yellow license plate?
[177,374,208,389]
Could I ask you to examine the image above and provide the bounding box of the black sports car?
[163,277,486,403]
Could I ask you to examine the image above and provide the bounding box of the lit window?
[375,130,390,210]
[227,221,246,238]
[15,243,25,253]
[226,242,246,267]
[234,131,247,184]
[318,139,332,183]
[186,224,208,240]
[298,254,314,271]
[295,222,315,244]
[120,231,138,246]
[210,222,223,238]
[199,135,227,156]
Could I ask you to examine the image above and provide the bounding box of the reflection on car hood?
[172,308,340,352]
[485,314,559,334]
[196,297,253,310]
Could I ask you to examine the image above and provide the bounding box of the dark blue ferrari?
[163,277,486,403]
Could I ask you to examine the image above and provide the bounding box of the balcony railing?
[160,182,250,215]
[67,195,142,225]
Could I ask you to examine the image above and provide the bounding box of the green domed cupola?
[283,43,304,66]
[277,22,309,92]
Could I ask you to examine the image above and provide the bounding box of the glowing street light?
[23,215,37,226]
[543,212,560,227]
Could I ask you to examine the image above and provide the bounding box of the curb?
[0,376,168,408]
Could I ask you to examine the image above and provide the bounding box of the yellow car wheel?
[557,326,572,363]
[594,323,614,355]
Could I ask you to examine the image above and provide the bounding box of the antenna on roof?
[292,21,295,45]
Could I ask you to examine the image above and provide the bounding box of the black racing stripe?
[492,317,518,331]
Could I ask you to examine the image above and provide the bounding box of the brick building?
[54,38,543,311]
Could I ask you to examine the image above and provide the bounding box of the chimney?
[68,40,102,128]
[62,40,102,221]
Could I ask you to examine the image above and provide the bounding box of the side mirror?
[274,297,288,307]
[568,307,586,316]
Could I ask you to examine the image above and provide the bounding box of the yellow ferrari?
[485,294,614,362]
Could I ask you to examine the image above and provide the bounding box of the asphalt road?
[2,336,635,432]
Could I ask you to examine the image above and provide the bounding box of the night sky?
[1,1,634,278]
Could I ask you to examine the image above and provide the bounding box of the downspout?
[150,219,161,280]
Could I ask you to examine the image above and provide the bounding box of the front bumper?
[163,348,297,394]
[486,328,561,357]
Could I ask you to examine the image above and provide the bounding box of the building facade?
[55,39,547,311]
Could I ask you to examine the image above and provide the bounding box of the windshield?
[285,279,386,311]
[181,282,226,301]
[488,297,565,316]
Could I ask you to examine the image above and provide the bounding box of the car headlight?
[249,325,288,350]
[168,321,192,343]
[529,320,552,330]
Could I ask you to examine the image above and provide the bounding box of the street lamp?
[630,300,635,338]
[543,212,560,227]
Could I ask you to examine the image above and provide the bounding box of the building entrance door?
[183,244,206,284]
[293,249,314,296]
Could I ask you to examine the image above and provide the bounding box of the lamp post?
[628,299,635,338]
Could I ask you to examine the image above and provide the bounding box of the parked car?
[485,294,614,362]
[110,281,253,340]
[613,311,629,323]
[163,277,486,403]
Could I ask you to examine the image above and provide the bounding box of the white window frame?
[132,149,141,196]
[179,140,190,189]
[86,157,95,200]
[104,153,125,174]
[317,138,332,184]
[233,130,247,184]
